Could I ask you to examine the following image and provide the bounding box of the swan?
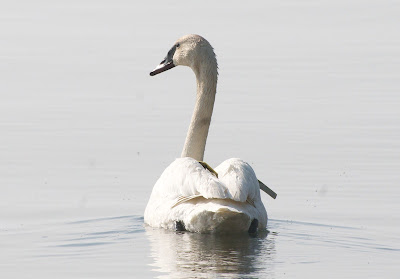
[144,34,270,234]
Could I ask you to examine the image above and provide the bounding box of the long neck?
[181,62,217,161]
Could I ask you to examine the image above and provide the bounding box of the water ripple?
[38,215,145,257]
[268,219,400,253]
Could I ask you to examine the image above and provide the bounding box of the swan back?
[144,158,267,233]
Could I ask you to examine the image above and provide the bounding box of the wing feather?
[151,158,231,203]
[214,158,260,203]
[150,158,260,209]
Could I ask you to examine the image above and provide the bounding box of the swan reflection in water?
[145,227,276,278]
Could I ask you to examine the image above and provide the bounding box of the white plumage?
[144,35,268,233]
[145,158,267,233]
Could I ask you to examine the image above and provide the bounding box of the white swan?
[144,34,268,233]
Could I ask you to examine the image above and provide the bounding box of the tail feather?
[184,207,251,233]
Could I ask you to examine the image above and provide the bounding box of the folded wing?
[214,158,261,204]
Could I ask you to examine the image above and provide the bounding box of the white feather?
[144,157,267,233]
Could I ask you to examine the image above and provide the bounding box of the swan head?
[150,34,217,76]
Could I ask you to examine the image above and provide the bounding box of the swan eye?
[176,43,180,48]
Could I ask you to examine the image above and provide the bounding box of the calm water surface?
[1,1,400,278]
[1,216,399,278]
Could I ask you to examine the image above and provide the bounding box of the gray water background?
[1,1,399,278]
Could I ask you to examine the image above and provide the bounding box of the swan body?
[144,34,268,233]
[145,157,267,233]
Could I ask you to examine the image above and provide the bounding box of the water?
[1,0,400,278]
[2,217,398,278]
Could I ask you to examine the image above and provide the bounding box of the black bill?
[149,59,175,76]
[149,44,178,76]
